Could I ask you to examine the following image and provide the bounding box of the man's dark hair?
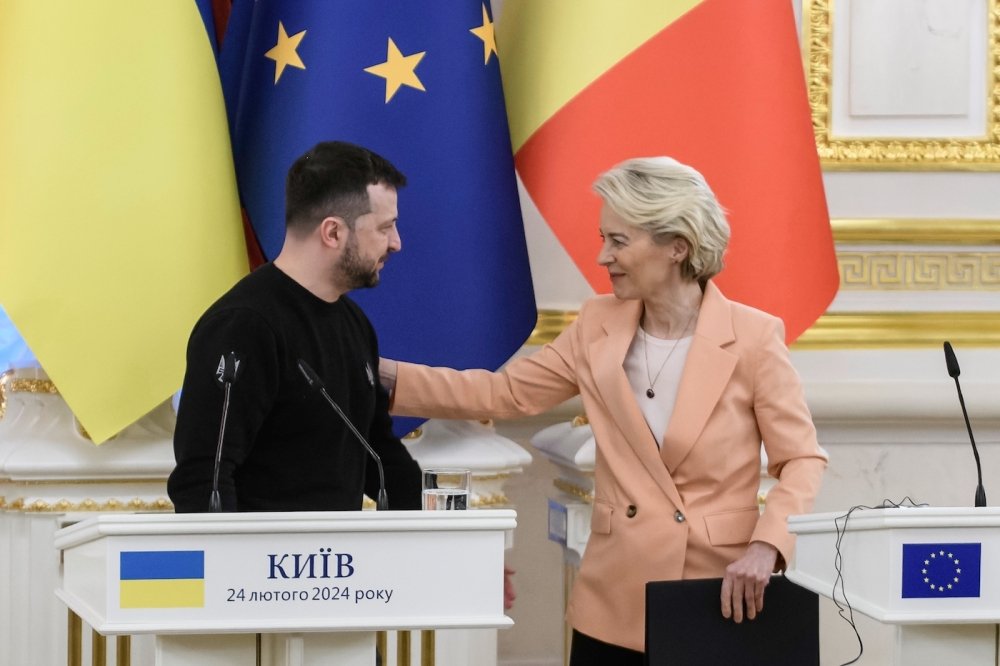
[285,141,406,231]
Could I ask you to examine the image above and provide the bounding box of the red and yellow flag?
[499,0,838,342]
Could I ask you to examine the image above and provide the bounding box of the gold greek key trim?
[553,478,593,504]
[839,252,1000,290]
[805,0,1000,169]
[832,219,1000,244]
[525,216,1000,347]
[13,497,173,513]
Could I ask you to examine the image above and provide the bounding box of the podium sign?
[787,507,1000,666]
[787,507,1000,623]
[56,510,515,636]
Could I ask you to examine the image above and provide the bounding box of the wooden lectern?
[55,510,515,666]
[787,507,1000,666]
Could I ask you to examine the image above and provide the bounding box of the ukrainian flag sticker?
[119,550,205,609]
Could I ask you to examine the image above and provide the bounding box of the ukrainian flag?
[119,550,205,609]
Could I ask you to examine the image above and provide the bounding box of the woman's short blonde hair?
[593,156,730,282]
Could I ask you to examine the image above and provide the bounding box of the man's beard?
[337,237,381,290]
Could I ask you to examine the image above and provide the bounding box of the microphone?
[943,341,987,507]
[209,351,241,512]
[297,359,388,511]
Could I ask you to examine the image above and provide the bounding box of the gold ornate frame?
[527,219,1000,349]
[805,0,1000,169]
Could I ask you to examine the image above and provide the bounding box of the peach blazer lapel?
[588,299,686,510]
[661,282,738,473]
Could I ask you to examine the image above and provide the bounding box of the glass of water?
[422,468,471,510]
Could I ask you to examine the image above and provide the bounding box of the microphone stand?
[208,381,232,512]
[944,341,987,507]
[209,351,240,513]
[297,359,389,510]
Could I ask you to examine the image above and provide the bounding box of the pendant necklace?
[642,311,697,399]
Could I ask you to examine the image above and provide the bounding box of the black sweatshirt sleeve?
[168,308,280,512]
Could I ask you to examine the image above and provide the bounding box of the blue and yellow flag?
[119,550,205,609]
[901,542,981,599]
[221,1,536,434]
[0,2,248,443]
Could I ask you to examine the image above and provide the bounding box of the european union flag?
[220,1,536,435]
[901,543,981,598]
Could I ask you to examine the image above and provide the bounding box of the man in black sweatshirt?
[168,141,422,512]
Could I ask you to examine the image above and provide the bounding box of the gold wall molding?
[527,310,578,347]
[526,218,1000,348]
[553,478,593,504]
[531,311,1000,350]
[839,252,1000,290]
[10,497,173,513]
[16,478,166,486]
[472,493,510,508]
[832,218,1000,244]
[805,0,1000,169]
[0,370,59,421]
[793,312,1000,349]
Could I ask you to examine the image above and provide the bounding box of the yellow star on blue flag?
[264,21,306,83]
[219,0,536,437]
[364,38,426,102]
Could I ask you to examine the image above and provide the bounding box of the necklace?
[641,311,697,399]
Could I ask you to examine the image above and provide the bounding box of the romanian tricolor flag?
[499,0,838,343]
[119,550,205,609]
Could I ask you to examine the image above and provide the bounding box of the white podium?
[787,507,1000,666]
[55,510,515,666]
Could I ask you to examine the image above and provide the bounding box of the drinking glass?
[422,468,471,510]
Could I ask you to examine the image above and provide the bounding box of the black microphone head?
[297,359,324,390]
[943,341,961,379]
[224,351,242,383]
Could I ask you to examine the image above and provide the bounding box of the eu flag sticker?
[902,543,981,598]
[119,550,205,608]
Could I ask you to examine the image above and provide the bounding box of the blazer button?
[674,510,686,523]
[626,505,637,518]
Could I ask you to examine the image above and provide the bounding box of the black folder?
[645,575,819,666]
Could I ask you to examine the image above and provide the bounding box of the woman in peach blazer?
[383,157,827,664]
